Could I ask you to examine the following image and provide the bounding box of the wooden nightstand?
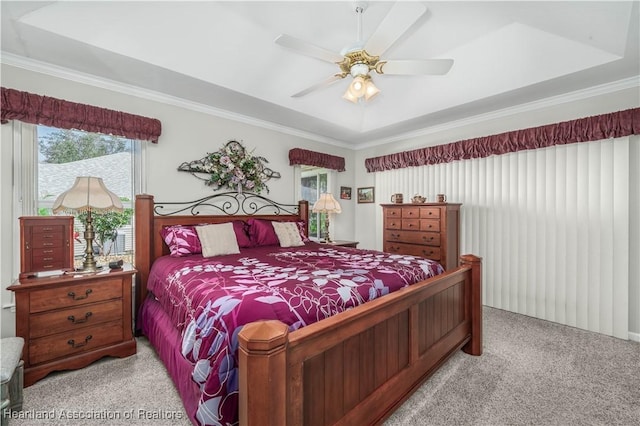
[8,264,137,386]
[323,240,359,248]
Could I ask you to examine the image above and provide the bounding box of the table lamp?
[52,176,123,272]
[311,193,342,243]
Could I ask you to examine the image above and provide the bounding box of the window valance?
[289,148,346,172]
[365,107,640,173]
[1,87,162,143]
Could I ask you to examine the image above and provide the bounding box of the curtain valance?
[1,87,162,143]
[365,107,640,173]
[289,148,346,172]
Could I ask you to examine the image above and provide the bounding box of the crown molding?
[2,52,637,153]
[0,52,352,149]
[353,75,640,150]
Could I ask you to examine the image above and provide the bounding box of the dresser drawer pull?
[391,233,400,238]
[43,249,53,254]
[67,335,92,348]
[68,289,93,300]
[42,242,53,247]
[42,227,53,231]
[67,312,93,324]
[422,250,435,255]
[422,236,434,241]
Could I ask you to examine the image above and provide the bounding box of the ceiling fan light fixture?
[349,75,367,97]
[342,89,359,104]
[364,78,380,101]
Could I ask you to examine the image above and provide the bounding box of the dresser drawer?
[385,230,441,246]
[401,219,421,230]
[30,233,65,248]
[30,300,123,338]
[419,207,441,219]
[29,278,123,313]
[385,208,402,218]
[31,257,67,272]
[31,224,66,235]
[29,320,124,365]
[385,242,442,261]
[420,219,442,232]
[401,207,421,218]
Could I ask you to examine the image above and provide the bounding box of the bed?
[134,192,482,426]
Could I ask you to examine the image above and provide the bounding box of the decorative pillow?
[232,220,253,248]
[247,218,280,247]
[272,221,305,248]
[195,223,240,257]
[295,221,310,242]
[160,225,202,257]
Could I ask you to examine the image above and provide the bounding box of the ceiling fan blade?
[379,59,454,75]
[275,34,344,64]
[364,2,427,56]
[292,74,345,98]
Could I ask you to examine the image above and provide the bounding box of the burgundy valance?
[1,87,162,143]
[289,148,346,172]
[365,107,640,173]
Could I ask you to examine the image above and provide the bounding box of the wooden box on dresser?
[19,216,74,279]
[8,264,137,386]
[382,203,462,270]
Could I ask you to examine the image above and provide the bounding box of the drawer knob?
[68,289,93,300]
[67,335,92,348]
[67,312,93,324]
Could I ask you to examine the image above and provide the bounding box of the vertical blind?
[375,137,631,339]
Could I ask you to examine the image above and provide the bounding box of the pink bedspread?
[146,243,444,425]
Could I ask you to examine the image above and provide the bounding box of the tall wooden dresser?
[382,203,461,270]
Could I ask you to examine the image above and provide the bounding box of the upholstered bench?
[1,337,24,426]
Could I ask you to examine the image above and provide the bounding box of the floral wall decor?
[178,140,281,193]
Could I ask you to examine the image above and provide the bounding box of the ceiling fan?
[275,1,453,103]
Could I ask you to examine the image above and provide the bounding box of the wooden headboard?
[133,192,309,328]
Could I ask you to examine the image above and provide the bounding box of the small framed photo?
[340,186,352,200]
[357,187,375,204]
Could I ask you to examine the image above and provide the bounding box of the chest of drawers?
[382,203,461,270]
[19,216,74,279]
[8,264,137,386]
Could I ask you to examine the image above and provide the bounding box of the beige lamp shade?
[52,176,123,214]
[312,193,342,214]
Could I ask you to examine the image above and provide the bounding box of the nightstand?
[7,264,137,386]
[323,240,359,248]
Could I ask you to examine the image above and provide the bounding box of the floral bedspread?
[146,243,444,426]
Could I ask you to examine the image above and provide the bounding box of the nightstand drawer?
[30,300,123,338]
[29,278,123,313]
[29,320,124,365]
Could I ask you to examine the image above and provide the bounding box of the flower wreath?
[178,140,281,193]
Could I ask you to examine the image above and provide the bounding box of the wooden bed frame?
[134,193,482,426]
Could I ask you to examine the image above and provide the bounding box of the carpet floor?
[7,307,640,425]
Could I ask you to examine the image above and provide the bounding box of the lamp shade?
[312,193,342,214]
[52,176,123,214]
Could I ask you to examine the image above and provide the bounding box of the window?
[13,123,145,268]
[300,167,328,240]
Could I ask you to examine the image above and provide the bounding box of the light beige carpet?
[8,307,640,425]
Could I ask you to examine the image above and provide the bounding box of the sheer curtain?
[375,136,635,339]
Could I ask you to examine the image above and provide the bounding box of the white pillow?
[272,221,305,248]
[195,223,240,257]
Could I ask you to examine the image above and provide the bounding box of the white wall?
[353,86,640,338]
[0,63,356,337]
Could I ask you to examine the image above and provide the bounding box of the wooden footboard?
[239,255,482,426]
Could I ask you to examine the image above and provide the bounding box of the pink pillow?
[247,218,279,246]
[161,221,252,256]
[231,220,252,248]
[160,225,202,257]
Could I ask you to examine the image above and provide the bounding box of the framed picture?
[357,187,375,204]
[340,186,352,200]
